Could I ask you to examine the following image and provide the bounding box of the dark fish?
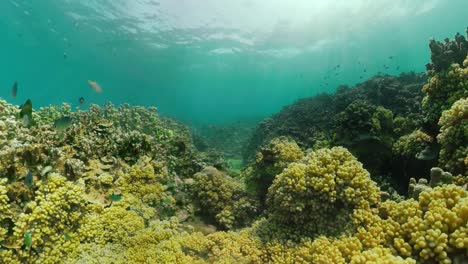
[396,66,400,70]
[388,56,394,59]
[53,116,73,132]
[24,169,33,188]
[63,52,68,59]
[360,76,363,79]
[11,81,18,98]
[415,146,437,161]
[79,97,85,106]
[363,69,367,72]
[336,64,340,68]
[109,193,122,202]
[19,99,33,126]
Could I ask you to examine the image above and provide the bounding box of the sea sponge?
[266,147,381,237]
[437,97,468,175]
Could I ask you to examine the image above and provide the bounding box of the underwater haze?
[0,0,467,124]
[1,1,468,263]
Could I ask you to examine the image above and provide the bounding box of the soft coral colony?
[0,32,466,264]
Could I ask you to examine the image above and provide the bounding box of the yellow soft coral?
[0,174,86,264]
[0,179,11,244]
[350,246,416,264]
[78,205,145,245]
[393,130,433,157]
[437,97,468,174]
[266,147,380,236]
[115,159,168,204]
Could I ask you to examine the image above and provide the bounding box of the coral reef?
[244,73,426,192]
[0,29,467,264]
[265,147,380,238]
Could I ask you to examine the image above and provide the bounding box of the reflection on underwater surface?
[0,1,468,263]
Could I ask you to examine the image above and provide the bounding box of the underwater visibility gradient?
[1,0,467,124]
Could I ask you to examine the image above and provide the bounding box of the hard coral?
[266,147,381,237]
[243,136,304,208]
[422,59,468,132]
[437,97,468,175]
[0,174,86,264]
[190,167,257,230]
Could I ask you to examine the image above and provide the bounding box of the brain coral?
[266,146,381,237]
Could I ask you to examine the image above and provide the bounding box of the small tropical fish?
[11,81,18,98]
[109,193,122,202]
[24,169,33,188]
[64,233,71,240]
[88,80,103,93]
[53,116,73,132]
[24,231,32,249]
[19,99,33,126]
[79,97,85,106]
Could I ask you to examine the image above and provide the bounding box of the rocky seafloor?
[0,31,467,263]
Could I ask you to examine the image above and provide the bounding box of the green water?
[0,0,467,124]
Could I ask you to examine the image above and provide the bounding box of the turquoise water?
[1,0,467,124]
